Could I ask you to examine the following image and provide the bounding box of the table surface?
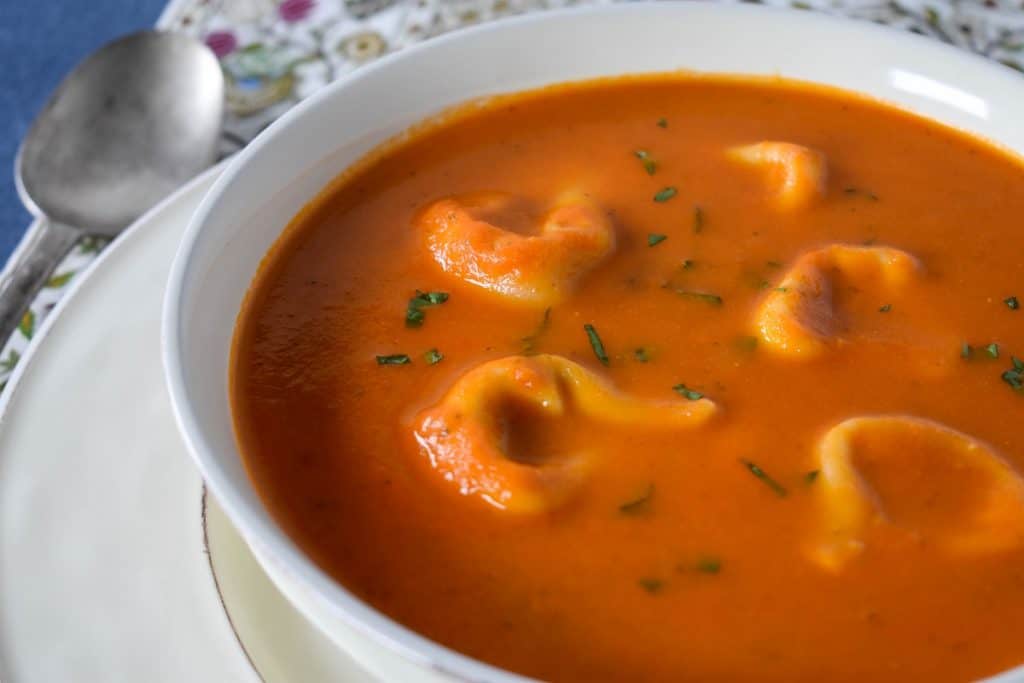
[0,0,167,261]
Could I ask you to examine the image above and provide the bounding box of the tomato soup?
[231,76,1024,681]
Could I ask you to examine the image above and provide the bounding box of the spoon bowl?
[0,30,223,349]
[16,31,223,235]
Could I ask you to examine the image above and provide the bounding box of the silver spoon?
[7,31,223,345]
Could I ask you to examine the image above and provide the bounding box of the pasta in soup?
[231,75,1024,682]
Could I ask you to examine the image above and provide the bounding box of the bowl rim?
[162,3,1024,681]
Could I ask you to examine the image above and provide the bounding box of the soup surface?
[232,76,1024,682]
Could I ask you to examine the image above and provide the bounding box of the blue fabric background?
[0,0,167,261]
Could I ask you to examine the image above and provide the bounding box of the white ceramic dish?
[163,3,1024,681]
[0,167,372,682]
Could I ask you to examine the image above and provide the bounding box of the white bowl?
[163,4,1024,681]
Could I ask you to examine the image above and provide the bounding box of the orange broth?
[231,76,1024,681]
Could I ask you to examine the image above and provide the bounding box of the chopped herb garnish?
[425,349,444,365]
[766,260,783,269]
[671,289,723,306]
[740,459,788,497]
[637,578,664,594]
[648,233,668,247]
[879,304,892,313]
[961,343,973,360]
[1006,296,1020,310]
[843,187,880,201]
[376,354,411,366]
[673,384,704,401]
[695,556,722,574]
[735,335,759,353]
[584,323,610,366]
[774,287,790,293]
[804,470,820,484]
[987,343,1000,359]
[522,307,552,353]
[634,347,651,363]
[405,290,449,328]
[619,484,654,516]
[657,117,668,128]
[693,206,705,233]
[634,149,657,175]
[406,307,425,327]
[654,187,678,203]
[681,259,695,270]
[1003,357,1024,392]
[421,291,448,305]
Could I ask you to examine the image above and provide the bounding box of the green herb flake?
[735,335,759,353]
[637,578,664,594]
[522,307,552,353]
[657,118,668,128]
[672,289,723,306]
[376,354,411,366]
[648,233,668,247]
[405,290,449,328]
[619,484,654,516]
[695,556,722,574]
[879,304,892,313]
[987,343,1001,359]
[1004,357,1024,392]
[843,186,880,201]
[805,470,820,484]
[681,259,695,270]
[693,206,705,233]
[654,187,678,203]
[584,323,610,366]
[766,260,784,269]
[741,459,788,497]
[673,383,705,401]
[634,347,651,363]
[634,149,657,175]
[422,291,448,305]
[961,343,973,360]
[406,307,425,327]
[425,349,444,365]
[774,287,790,293]
[1006,296,1020,310]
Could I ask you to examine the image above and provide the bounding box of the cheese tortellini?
[753,244,922,358]
[727,141,828,210]
[810,416,1024,571]
[416,192,616,306]
[412,354,717,514]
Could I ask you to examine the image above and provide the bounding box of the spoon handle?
[0,220,80,348]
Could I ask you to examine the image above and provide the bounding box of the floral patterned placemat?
[2,0,1022,391]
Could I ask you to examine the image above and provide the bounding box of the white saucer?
[0,167,371,682]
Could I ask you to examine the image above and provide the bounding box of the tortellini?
[416,192,615,306]
[411,354,717,514]
[727,141,828,210]
[754,244,922,358]
[809,416,1024,571]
